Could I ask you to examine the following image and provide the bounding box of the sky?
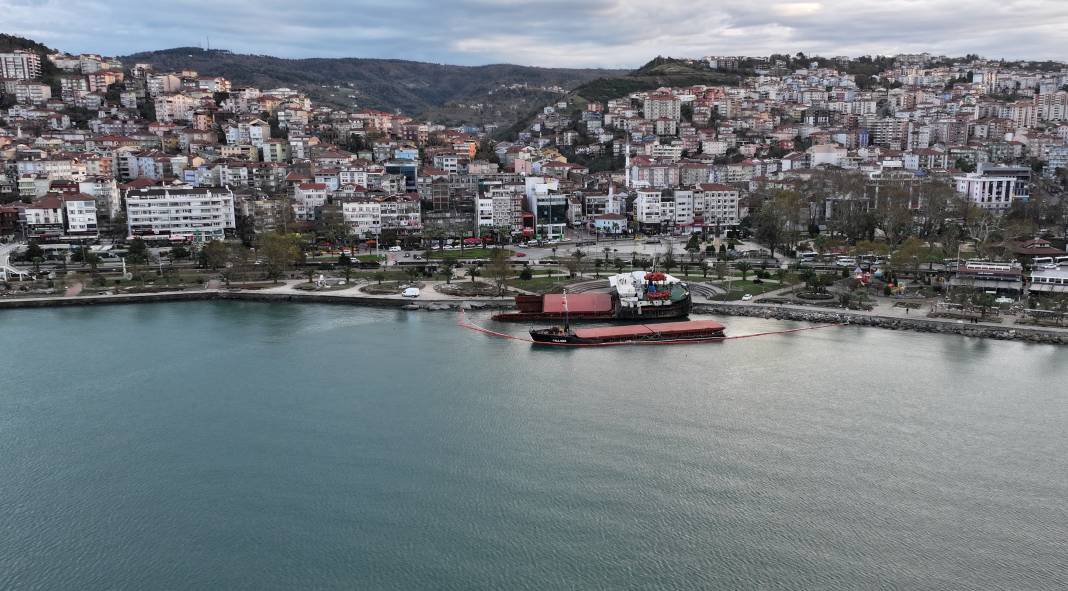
[3,0,1067,68]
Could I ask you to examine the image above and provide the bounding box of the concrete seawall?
[0,289,514,311]
[2,292,1064,344]
[694,302,1068,345]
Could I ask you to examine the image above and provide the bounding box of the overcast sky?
[4,0,1067,68]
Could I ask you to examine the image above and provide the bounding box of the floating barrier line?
[457,310,841,345]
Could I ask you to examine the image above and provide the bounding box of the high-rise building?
[0,50,42,80]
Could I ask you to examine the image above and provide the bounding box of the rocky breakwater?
[694,303,1068,345]
[404,300,514,312]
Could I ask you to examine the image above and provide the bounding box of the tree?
[603,246,612,262]
[170,245,190,260]
[225,243,253,284]
[890,237,926,276]
[84,252,101,276]
[373,271,385,285]
[571,249,586,277]
[405,266,422,283]
[487,249,512,295]
[440,257,457,284]
[305,266,317,285]
[201,240,229,270]
[108,212,127,240]
[753,192,794,256]
[662,243,677,273]
[260,233,302,283]
[700,260,710,279]
[466,264,481,283]
[24,242,44,262]
[775,267,787,284]
[126,238,149,265]
[736,261,752,281]
[593,259,604,278]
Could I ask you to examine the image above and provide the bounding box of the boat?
[493,270,692,322]
[530,319,727,346]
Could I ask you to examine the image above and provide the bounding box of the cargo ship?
[493,271,691,322]
[530,319,726,346]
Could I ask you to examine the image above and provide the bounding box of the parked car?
[402,287,420,298]
[741,294,754,301]
[388,246,402,252]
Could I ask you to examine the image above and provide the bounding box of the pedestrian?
[906,307,909,315]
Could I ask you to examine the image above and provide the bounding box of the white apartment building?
[225,119,271,147]
[154,93,197,123]
[475,185,524,234]
[14,81,51,104]
[643,93,682,121]
[146,74,181,97]
[78,177,122,220]
[63,194,99,236]
[340,196,421,237]
[21,193,97,239]
[0,50,42,80]
[292,183,328,222]
[694,184,742,228]
[635,189,662,227]
[126,186,236,241]
[341,199,381,237]
[954,173,1017,212]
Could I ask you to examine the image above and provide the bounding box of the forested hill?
[121,47,625,125]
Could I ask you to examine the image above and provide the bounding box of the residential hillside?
[499,57,745,139]
[121,47,625,126]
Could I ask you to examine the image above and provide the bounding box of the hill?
[0,33,54,55]
[498,57,746,139]
[570,56,746,103]
[121,47,625,126]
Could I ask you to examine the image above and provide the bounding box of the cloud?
[1,0,1066,67]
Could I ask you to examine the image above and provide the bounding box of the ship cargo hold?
[529,319,726,346]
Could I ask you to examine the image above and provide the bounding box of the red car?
[513,252,527,257]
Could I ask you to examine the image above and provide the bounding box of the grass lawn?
[354,269,424,282]
[711,279,790,301]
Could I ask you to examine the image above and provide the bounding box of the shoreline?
[1,289,1066,345]
[693,302,1068,345]
[0,288,515,311]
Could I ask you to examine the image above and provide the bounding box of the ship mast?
[562,288,570,333]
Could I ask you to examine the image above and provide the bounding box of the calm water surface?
[1,302,1066,590]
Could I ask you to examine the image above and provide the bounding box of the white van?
[388,246,402,252]
[835,256,857,267]
[402,287,420,298]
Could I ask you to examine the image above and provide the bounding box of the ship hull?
[529,319,725,347]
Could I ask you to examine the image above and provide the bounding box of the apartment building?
[954,172,1017,212]
[0,50,42,80]
[125,186,236,241]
